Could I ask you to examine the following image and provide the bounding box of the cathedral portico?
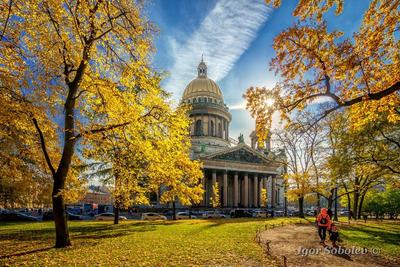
[201,168,279,208]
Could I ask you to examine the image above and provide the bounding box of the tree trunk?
[358,193,365,219]
[353,191,359,220]
[172,201,176,220]
[334,187,338,221]
[327,196,333,210]
[35,43,89,248]
[298,196,304,218]
[327,188,334,210]
[114,205,119,225]
[346,193,351,221]
[52,174,71,248]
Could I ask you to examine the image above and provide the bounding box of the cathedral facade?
[181,59,285,209]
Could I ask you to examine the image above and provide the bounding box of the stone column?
[258,177,263,207]
[202,170,207,206]
[233,172,238,207]
[208,115,211,136]
[244,173,249,207]
[223,171,228,207]
[253,174,258,207]
[212,170,217,186]
[270,176,275,208]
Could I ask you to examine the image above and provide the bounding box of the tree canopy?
[245,0,399,143]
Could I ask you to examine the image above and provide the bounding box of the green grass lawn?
[0,218,306,266]
[338,220,400,257]
[0,218,398,266]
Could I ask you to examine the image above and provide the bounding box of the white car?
[252,211,268,218]
[141,213,167,220]
[95,213,127,221]
[176,212,197,220]
[202,211,226,219]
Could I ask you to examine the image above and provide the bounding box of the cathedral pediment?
[203,144,271,164]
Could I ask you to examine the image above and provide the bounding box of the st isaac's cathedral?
[181,58,286,209]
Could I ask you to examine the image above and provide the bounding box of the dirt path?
[259,224,397,267]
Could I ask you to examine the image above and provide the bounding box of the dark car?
[66,212,83,220]
[230,209,253,218]
[42,211,83,221]
[42,211,54,221]
[0,212,39,222]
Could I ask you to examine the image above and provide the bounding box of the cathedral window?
[195,120,202,136]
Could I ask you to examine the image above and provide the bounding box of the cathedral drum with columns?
[181,59,286,209]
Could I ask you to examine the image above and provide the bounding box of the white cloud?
[229,101,247,110]
[164,0,271,99]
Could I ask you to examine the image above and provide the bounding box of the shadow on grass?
[341,225,400,246]
[0,222,160,242]
[0,221,167,259]
[0,246,54,260]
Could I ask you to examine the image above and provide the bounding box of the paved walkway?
[259,224,396,267]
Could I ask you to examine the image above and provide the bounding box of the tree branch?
[379,129,400,149]
[32,118,56,176]
[303,81,400,131]
[0,0,12,41]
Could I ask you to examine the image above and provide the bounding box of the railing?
[191,101,230,112]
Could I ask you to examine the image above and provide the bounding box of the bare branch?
[32,118,56,176]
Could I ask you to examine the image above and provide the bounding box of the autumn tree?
[260,188,267,208]
[245,0,399,144]
[84,105,203,224]
[321,109,399,219]
[210,182,220,209]
[0,0,167,247]
[273,122,323,217]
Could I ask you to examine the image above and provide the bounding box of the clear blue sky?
[146,0,370,142]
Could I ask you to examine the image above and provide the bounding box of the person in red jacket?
[316,208,331,245]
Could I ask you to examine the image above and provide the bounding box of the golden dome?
[182,77,223,100]
[182,58,224,102]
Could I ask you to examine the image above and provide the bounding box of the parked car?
[287,210,300,217]
[202,211,226,219]
[66,212,83,220]
[339,210,349,216]
[42,211,85,221]
[163,210,175,217]
[306,210,315,216]
[274,210,284,217]
[42,211,54,221]
[176,212,197,220]
[230,209,253,218]
[252,210,268,218]
[95,213,127,221]
[0,212,39,222]
[141,213,167,220]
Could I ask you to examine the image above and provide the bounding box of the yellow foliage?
[247,0,399,143]
[210,182,220,208]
